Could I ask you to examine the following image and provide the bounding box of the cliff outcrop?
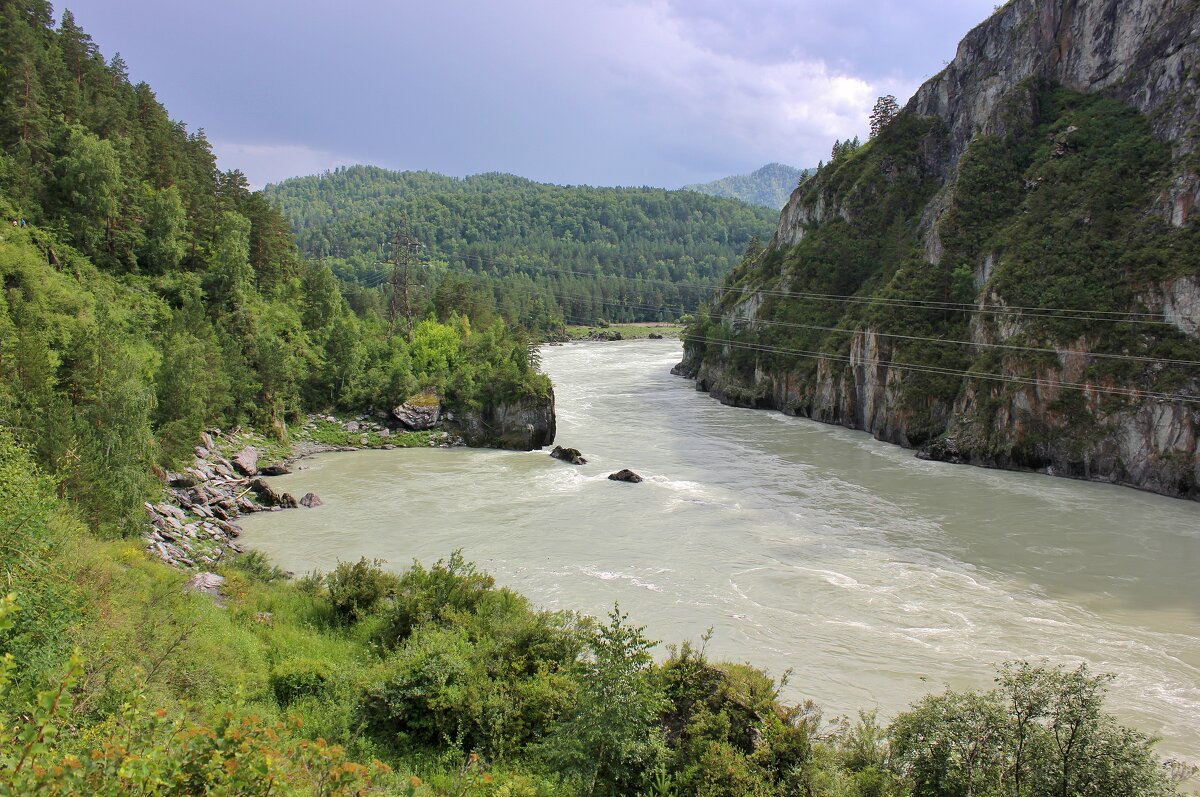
[446,389,557,451]
[680,0,1200,498]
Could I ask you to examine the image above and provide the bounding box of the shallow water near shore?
[241,339,1200,764]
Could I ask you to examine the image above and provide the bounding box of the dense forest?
[683,162,812,209]
[0,3,1188,796]
[0,0,550,534]
[264,167,778,327]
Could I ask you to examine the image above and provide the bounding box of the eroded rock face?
[907,0,1200,177]
[447,388,556,451]
[250,477,283,506]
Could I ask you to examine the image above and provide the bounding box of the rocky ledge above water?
[444,389,557,451]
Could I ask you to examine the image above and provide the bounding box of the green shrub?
[231,549,290,583]
[381,551,495,645]
[326,557,400,624]
[270,657,333,706]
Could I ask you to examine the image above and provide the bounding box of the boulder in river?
[608,469,643,483]
[232,447,259,476]
[278,492,300,509]
[550,445,587,465]
[588,330,624,342]
[259,463,292,476]
[249,477,282,506]
[300,492,323,508]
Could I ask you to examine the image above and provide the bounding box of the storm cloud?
[66,0,997,187]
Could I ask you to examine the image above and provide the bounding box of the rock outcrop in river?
[446,389,557,450]
[678,0,1200,499]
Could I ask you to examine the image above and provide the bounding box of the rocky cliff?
[446,389,557,451]
[679,0,1200,499]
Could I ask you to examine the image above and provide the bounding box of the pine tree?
[869,94,900,138]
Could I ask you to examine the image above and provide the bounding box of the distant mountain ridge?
[683,163,812,208]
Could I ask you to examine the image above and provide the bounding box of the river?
[241,339,1200,764]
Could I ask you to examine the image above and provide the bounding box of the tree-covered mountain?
[678,0,1200,499]
[264,166,778,326]
[683,162,812,208]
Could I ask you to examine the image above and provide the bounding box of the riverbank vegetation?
[0,2,548,537]
[2,428,1186,795]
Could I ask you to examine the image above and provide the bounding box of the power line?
[323,241,1177,327]
[429,276,1200,369]
[677,334,1200,405]
[348,265,1200,367]
[334,261,1200,404]
[424,250,1177,326]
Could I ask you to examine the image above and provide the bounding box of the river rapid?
[241,339,1200,763]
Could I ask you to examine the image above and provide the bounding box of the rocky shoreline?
[145,414,464,570]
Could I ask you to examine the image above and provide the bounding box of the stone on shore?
[608,469,643,483]
[250,477,282,506]
[259,463,291,476]
[232,447,259,476]
[184,572,225,597]
[393,389,442,430]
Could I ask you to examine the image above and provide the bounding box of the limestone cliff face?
[682,0,1200,499]
[907,0,1200,225]
[446,389,556,451]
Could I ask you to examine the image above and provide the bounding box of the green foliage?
[0,2,555,539]
[326,558,400,624]
[380,551,496,645]
[889,662,1175,797]
[270,656,333,706]
[537,606,668,796]
[264,165,779,326]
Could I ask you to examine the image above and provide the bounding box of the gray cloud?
[65,0,996,187]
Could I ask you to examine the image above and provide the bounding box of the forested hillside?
[0,2,549,536]
[683,162,812,208]
[264,166,777,326]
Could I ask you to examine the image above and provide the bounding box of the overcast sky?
[64,1,997,188]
